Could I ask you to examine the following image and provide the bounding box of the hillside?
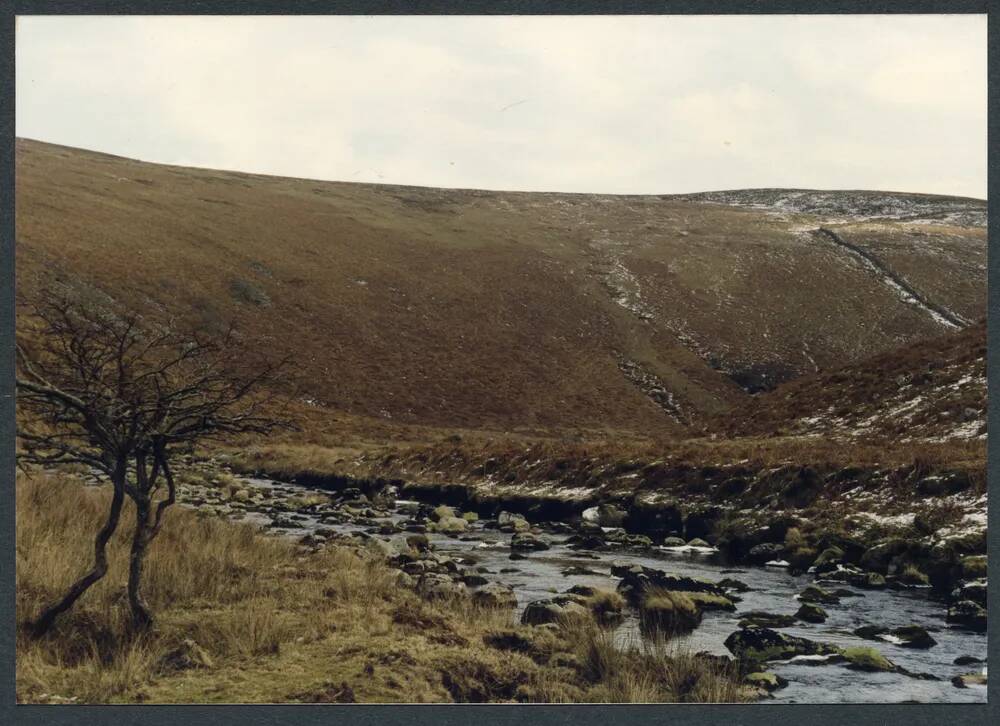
[726,322,987,443]
[15,138,987,436]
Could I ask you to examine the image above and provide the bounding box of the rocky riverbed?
[173,465,987,704]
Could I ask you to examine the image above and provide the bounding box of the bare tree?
[17,290,288,635]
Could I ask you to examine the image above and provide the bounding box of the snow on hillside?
[791,354,986,442]
[675,189,987,228]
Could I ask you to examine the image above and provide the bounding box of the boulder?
[745,671,788,693]
[952,672,988,689]
[471,582,518,609]
[521,598,589,626]
[569,533,607,550]
[724,627,839,663]
[561,565,601,576]
[954,655,984,666]
[430,504,456,522]
[747,542,785,565]
[662,536,687,547]
[718,578,751,593]
[811,546,845,572]
[461,573,490,587]
[595,504,626,528]
[616,564,727,606]
[840,646,896,672]
[510,532,550,551]
[434,516,469,535]
[853,625,936,650]
[795,603,828,623]
[859,540,910,573]
[365,537,401,559]
[738,612,797,629]
[953,579,987,607]
[798,584,840,604]
[947,600,987,632]
[498,511,530,532]
[406,534,431,552]
[686,538,711,548]
[606,532,654,549]
[416,573,467,600]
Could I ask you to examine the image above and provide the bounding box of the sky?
[16,14,987,198]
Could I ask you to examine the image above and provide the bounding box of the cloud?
[15,14,987,198]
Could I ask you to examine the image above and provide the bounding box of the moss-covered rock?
[738,612,797,629]
[687,591,737,612]
[812,546,844,571]
[798,584,839,604]
[795,603,827,623]
[853,625,936,650]
[951,672,987,689]
[839,646,895,672]
[745,671,788,692]
[434,516,469,535]
[724,627,839,663]
[946,600,987,632]
[430,504,456,522]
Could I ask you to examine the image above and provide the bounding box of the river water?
[221,475,987,704]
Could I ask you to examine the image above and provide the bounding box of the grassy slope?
[726,322,987,441]
[15,138,986,437]
[16,474,749,704]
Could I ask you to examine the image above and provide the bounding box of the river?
[212,474,987,704]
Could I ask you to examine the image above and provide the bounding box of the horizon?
[15,136,989,202]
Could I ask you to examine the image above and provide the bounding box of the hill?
[725,322,987,443]
[15,138,987,436]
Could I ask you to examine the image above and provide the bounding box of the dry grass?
[570,621,750,703]
[16,472,749,704]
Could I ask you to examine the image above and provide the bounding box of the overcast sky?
[16,14,987,198]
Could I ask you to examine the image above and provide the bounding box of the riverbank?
[171,454,986,702]
[15,472,752,704]
[227,437,987,596]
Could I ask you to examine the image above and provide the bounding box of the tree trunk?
[30,474,126,638]
[127,495,153,630]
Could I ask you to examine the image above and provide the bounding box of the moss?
[840,647,895,672]
[745,671,786,692]
[431,504,456,522]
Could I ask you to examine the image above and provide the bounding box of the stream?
[196,474,987,704]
